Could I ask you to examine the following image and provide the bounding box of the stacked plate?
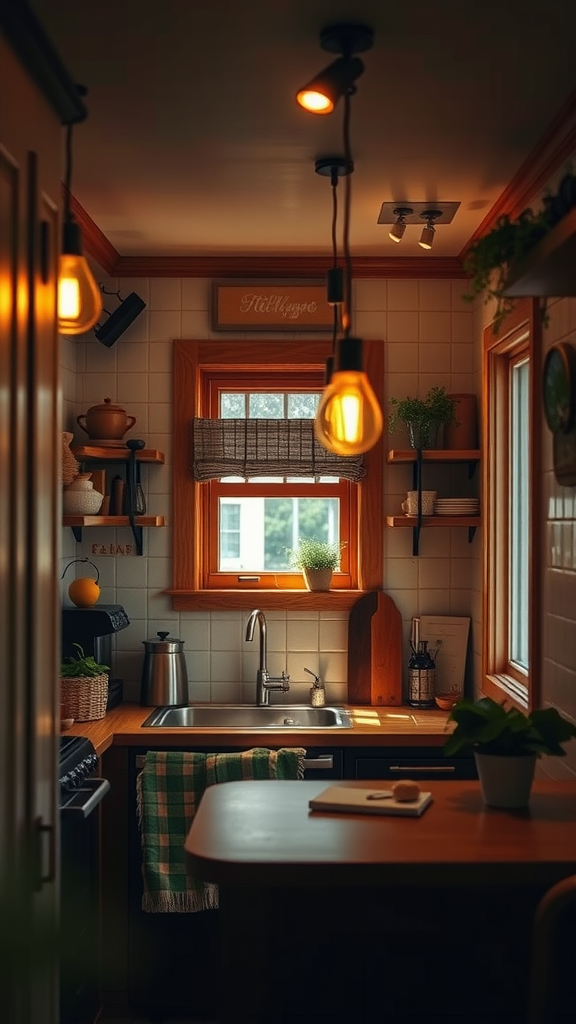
[434,497,480,517]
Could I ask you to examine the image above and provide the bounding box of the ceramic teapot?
[77,398,136,441]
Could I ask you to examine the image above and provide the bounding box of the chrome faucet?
[245,609,290,706]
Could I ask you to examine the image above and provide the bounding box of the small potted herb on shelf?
[443,696,576,808]
[289,538,345,592]
[60,643,110,723]
[388,386,458,449]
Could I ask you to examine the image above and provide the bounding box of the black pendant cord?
[63,123,73,222]
[342,89,353,339]
[330,169,339,351]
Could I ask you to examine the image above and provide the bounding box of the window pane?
[249,394,284,418]
[220,502,241,560]
[509,358,529,671]
[287,393,320,418]
[218,496,339,571]
[221,394,246,417]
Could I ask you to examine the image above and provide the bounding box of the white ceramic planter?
[474,751,536,808]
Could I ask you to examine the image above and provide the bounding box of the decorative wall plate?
[543,342,576,486]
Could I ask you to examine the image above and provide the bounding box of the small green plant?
[443,696,576,759]
[60,642,109,678]
[289,538,344,571]
[388,386,457,439]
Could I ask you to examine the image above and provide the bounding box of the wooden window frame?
[169,338,384,610]
[482,298,542,710]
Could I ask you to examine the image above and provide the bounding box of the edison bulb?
[58,252,102,334]
[315,369,383,455]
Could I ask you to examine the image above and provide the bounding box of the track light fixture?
[58,120,102,335]
[418,209,442,250]
[389,206,413,243]
[300,25,382,456]
[296,24,373,114]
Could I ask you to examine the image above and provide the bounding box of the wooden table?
[185,779,576,1023]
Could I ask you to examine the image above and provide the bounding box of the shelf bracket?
[411,448,424,556]
[71,526,83,543]
[468,526,477,544]
[132,524,144,556]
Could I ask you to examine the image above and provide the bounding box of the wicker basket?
[60,673,108,722]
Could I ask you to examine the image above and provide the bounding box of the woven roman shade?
[192,418,365,482]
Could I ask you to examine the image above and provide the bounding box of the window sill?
[166,589,365,611]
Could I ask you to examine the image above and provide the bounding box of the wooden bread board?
[347,590,403,705]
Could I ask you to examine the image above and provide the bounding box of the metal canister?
[140,631,189,707]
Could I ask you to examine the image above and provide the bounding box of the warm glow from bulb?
[58,253,102,335]
[296,89,334,113]
[314,369,383,455]
[59,276,80,319]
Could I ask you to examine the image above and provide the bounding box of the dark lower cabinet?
[347,746,477,781]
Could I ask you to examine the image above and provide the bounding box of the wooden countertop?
[65,702,453,757]
[185,778,576,888]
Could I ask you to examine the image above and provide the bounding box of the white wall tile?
[149,278,182,310]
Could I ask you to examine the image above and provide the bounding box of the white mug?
[401,490,436,516]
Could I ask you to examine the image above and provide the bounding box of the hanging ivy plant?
[462,170,576,333]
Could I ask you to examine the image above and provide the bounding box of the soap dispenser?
[305,667,326,707]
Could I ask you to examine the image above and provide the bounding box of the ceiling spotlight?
[418,209,442,250]
[296,24,373,114]
[389,206,413,243]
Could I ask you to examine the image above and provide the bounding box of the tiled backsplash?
[61,275,481,702]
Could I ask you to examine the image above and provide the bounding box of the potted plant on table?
[443,696,576,808]
[60,642,110,723]
[388,386,458,449]
[289,538,345,592]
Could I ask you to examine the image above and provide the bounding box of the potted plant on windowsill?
[443,696,576,808]
[388,386,458,449]
[289,538,345,592]
[60,643,110,723]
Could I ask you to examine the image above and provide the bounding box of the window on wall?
[171,338,384,610]
[483,299,541,709]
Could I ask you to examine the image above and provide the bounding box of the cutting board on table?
[347,591,403,705]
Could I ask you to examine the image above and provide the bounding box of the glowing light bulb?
[315,367,383,455]
[58,220,102,335]
[296,89,334,113]
[58,270,80,320]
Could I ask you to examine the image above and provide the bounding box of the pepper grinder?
[305,667,326,707]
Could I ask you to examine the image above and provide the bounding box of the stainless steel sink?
[141,704,353,729]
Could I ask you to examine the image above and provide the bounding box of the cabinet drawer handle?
[303,755,333,770]
[388,765,456,773]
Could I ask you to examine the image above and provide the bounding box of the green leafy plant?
[60,642,109,678]
[462,208,550,334]
[388,386,458,435]
[444,696,576,758]
[288,538,345,571]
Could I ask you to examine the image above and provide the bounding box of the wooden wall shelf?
[71,445,165,463]
[387,449,481,464]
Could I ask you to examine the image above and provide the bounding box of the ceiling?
[31,0,576,262]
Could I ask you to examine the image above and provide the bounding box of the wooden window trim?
[169,338,384,610]
[482,299,542,710]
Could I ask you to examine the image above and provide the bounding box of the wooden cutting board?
[347,590,403,705]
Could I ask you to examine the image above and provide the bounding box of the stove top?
[59,735,98,794]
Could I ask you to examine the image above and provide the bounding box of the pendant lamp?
[58,122,102,335]
[299,24,383,456]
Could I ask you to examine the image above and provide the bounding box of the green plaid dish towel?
[136,747,306,913]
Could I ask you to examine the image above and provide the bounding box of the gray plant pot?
[474,751,536,808]
[407,420,439,449]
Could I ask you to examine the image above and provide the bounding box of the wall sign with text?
[211,280,334,331]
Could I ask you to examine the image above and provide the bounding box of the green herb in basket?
[60,642,109,678]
